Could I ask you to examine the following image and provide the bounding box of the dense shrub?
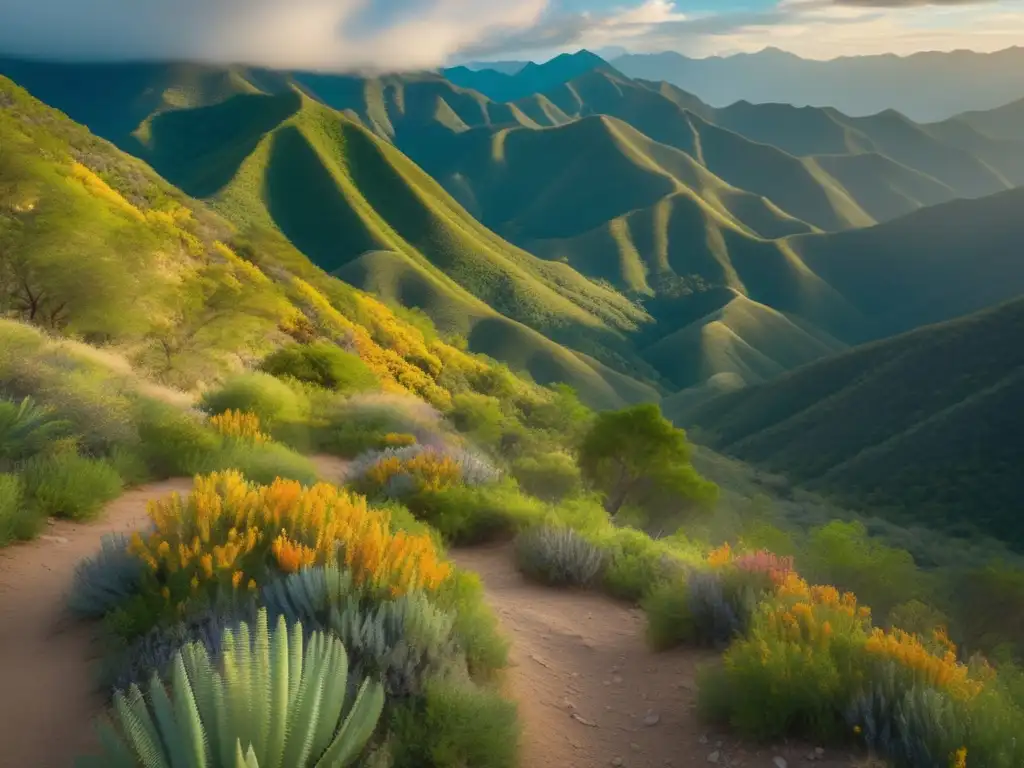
[349,444,501,500]
[69,533,145,619]
[645,569,746,651]
[125,471,450,625]
[261,341,379,392]
[208,408,270,444]
[436,569,510,680]
[515,525,604,587]
[390,680,520,768]
[597,527,687,602]
[21,451,122,521]
[80,610,385,768]
[313,393,446,458]
[196,440,320,486]
[511,451,583,502]
[263,565,459,697]
[0,472,35,545]
[134,400,220,478]
[200,371,309,425]
[408,483,546,545]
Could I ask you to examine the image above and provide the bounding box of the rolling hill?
[670,295,1024,546]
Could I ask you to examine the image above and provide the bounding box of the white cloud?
[0,0,549,71]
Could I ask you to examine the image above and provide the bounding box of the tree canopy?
[578,403,717,518]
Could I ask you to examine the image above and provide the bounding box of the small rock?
[698,735,709,745]
[715,741,723,749]
[630,743,641,752]
[571,713,598,727]
[40,535,69,544]
[643,711,661,727]
[814,749,824,757]
[707,751,721,764]
[772,757,788,768]
[603,680,611,686]
[612,675,623,684]
[611,757,624,767]
[563,698,577,710]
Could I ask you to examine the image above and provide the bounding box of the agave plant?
[103,602,259,694]
[78,609,385,768]
[0,395,70,469]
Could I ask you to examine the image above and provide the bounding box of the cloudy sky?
[0,0,1021,69]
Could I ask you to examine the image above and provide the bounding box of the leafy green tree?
[578,403,717,517]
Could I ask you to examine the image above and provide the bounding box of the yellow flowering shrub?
[291,278,451,407]
[208,409,270,444]
[128,470,451,614]
[363,451,463,495]
[383,432,417,447]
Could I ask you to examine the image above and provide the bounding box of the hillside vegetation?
[674,297,1024,546]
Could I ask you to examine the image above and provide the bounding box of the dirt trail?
[0,458,349,768]
[453,545,861,768]
[0,479,194,768]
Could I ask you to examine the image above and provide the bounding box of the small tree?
[579,403,716,517]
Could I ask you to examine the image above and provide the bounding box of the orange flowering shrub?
[128,471,451,614]
[208,409,270,444]
[864,626,983,699]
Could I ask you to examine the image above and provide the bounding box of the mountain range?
[4,54,1023,404]
[459,47,1024,122]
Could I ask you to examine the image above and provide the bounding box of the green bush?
[261,341,379,393]
[644,579,695,651]
[107,445,152,487]
[200,372,309,425]
[390,680,519,768]
[449,393,506,448]
[436,569,509,681]
[511,451,583,502]
[599,528,684,602]
[409,483,546,545]
[135,400,220,477]
[197,441,319,486]
[515,525,605,587]
[21,451,123,521]
[0,472,38,546]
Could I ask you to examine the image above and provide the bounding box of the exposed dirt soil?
[453,545,863,768]
[0,479,194,768]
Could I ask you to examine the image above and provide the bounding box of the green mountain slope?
[0,74,657,410]
[673,296,1024,545]
[639,289,847,390]
[789,187,1024,339]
